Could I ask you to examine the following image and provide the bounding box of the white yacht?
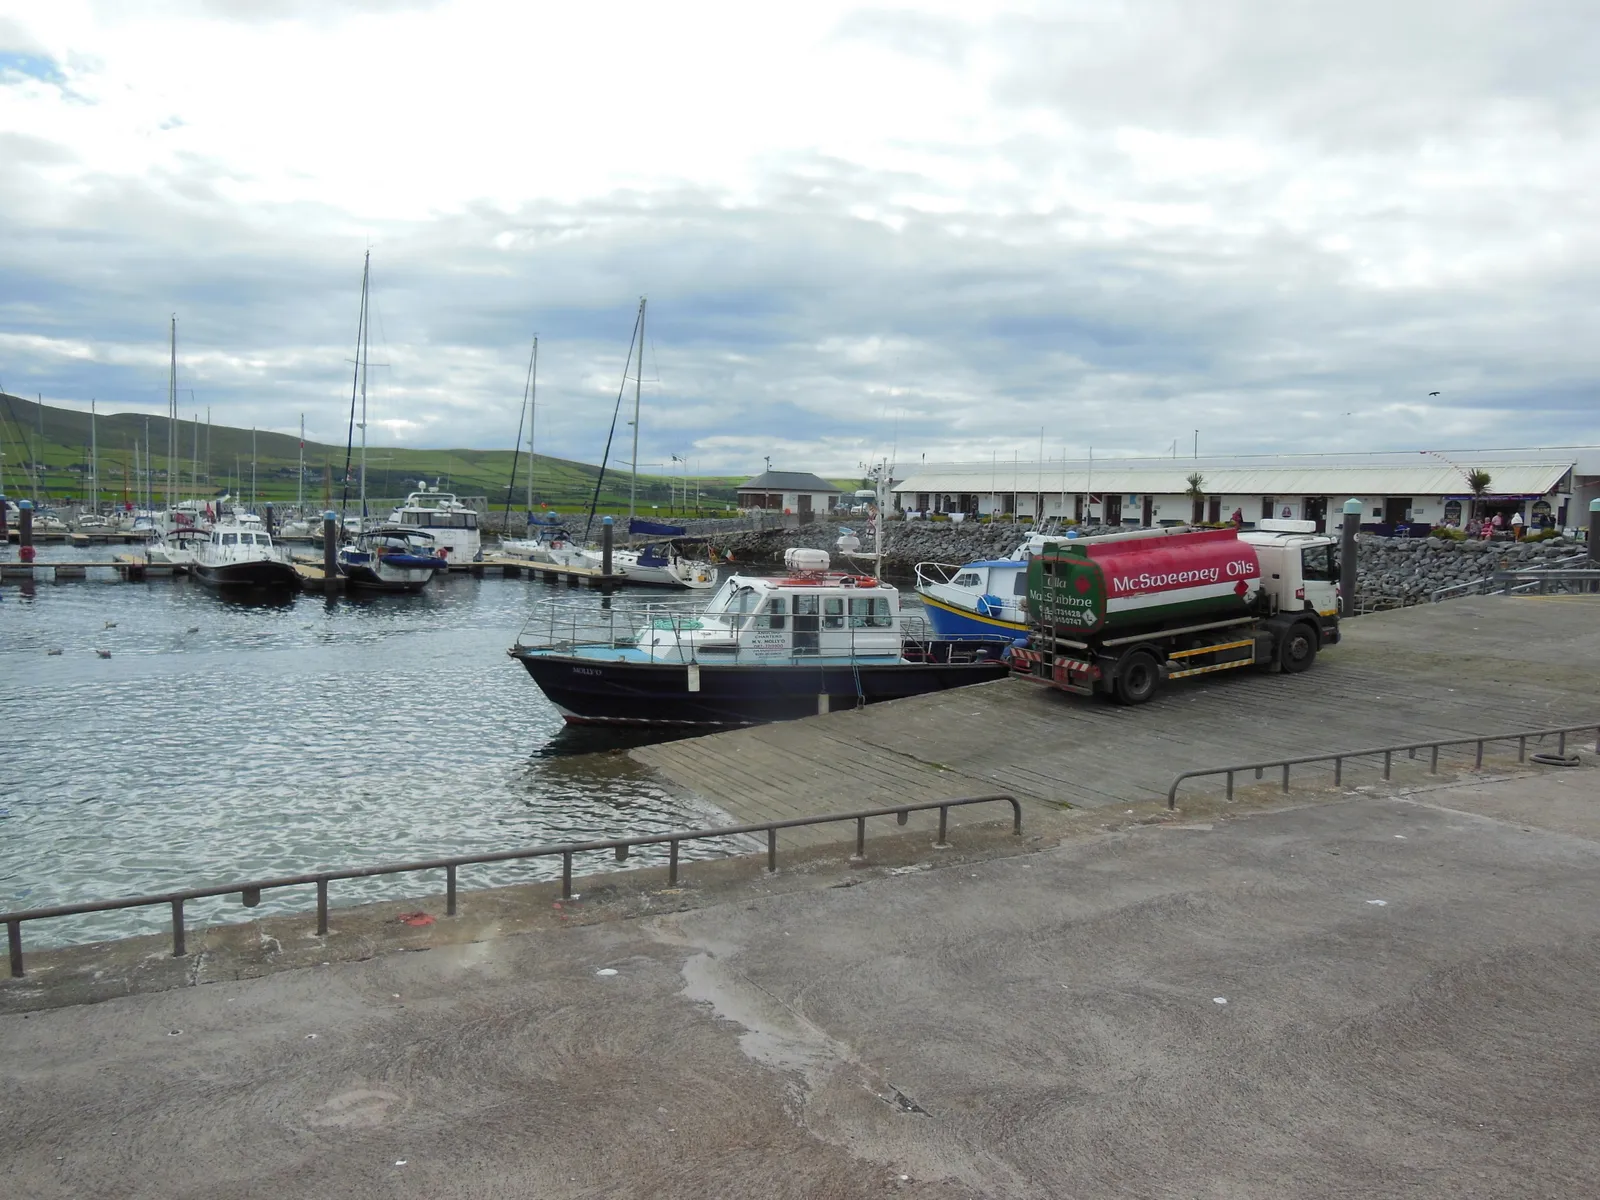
[389,487,480,565]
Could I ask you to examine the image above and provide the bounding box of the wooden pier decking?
[2,553,626,589]
[632,595,1600,840]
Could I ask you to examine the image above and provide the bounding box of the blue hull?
[917,592,1027,640]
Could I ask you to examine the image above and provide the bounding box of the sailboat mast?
[629,297,645,523]
[251,427,258,510]
[167,315,177,510]
[339,252,369,526]
[527,336,537,514]
[359,272,369,520]
[89,399,97,513]
[190,412,199,504]
[297,414,305,511]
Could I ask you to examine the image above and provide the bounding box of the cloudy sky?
[1,0,1595,475]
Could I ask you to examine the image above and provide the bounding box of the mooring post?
[0,494,8,544]
[1339,497,1362,617]
[263,502,275,538]
[322,510,337,594]
[17,499,35,564]
[601,515,614,578]
[1589,499,1600,590]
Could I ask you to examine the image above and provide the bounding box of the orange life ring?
[853,576,878,588]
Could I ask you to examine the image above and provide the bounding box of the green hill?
[0,393,744,516]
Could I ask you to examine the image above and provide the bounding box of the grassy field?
[0,393,750,516]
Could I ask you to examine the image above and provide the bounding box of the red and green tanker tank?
[1027,526,1267,635]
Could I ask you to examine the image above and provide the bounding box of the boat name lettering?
[572,666,603,676]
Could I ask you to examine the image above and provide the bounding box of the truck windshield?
[1302,544,1338,581]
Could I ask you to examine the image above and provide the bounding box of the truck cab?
[1239,519,1340,637]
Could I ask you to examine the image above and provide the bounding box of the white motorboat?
[189,520,299,590]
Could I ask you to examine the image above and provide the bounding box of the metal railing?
[2,794,1021,979]
[1491,565,1600,595]
[1166,723,1598,809]
[510,595,973,666]
[1430,552,1592,602]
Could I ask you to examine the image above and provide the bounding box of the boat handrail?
[513,594,935,664]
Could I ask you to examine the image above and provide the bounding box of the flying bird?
[1428,391,1441,396]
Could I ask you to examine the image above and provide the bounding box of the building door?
[1103,494,1123,525]
[1382,496,1411,526]
[798,494,812,514]
[1207,497,1223,524]
[1141,494,1154,526]
[1303,496,1328,532]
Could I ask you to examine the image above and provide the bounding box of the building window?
[1261,497,1274,521]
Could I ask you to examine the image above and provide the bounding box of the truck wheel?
[1114,651,1161,705]
[1280,623,1318,673]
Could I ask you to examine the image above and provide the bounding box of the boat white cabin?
[621,549,905,663]
[389,487,481,564]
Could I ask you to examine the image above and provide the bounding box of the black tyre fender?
[1279,620,1319,673]
[1112,648,1164,705]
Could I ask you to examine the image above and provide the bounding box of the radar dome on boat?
[784,547,830,573]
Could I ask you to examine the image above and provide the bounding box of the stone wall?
[1355,533,1584,603]
[698,519,1588,604]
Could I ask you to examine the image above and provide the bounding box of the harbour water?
[1,550,754,947]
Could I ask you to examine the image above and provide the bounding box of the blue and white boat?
[338,527,448,593]
[914,531,1062,640]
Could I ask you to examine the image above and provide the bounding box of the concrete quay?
[634,595,1600,828]
[3,767,1598,1199]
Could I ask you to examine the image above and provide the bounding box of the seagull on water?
[47,648,63,656]
[95,649,112,659]
[103,620,117,629]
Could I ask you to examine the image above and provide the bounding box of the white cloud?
[0,0,1596,475]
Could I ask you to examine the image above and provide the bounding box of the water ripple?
[0,569,732,947]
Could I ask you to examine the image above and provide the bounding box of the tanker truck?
[1008,521,1341,705]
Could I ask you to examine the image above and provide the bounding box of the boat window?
[222,533,237,545]
[849,597,893,628]
[754,598,786,630]
[953,572,982,587]
[1012,572,1029,596]
[794,595,819,616]
[823,597,844,629]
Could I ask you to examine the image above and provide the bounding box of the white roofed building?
[891,448,1598,535]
